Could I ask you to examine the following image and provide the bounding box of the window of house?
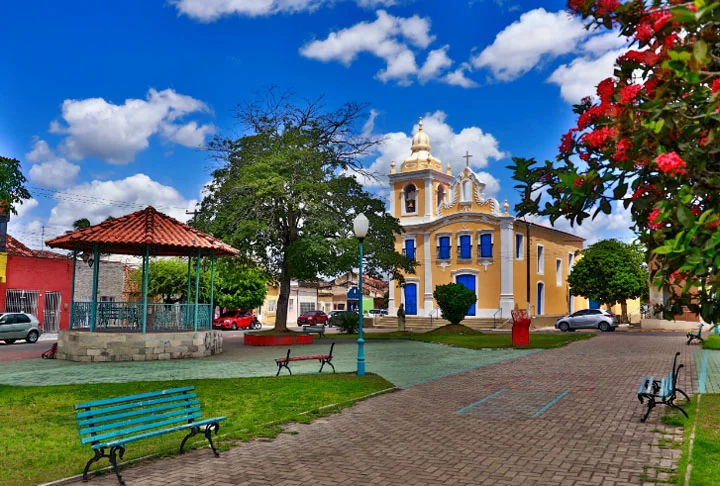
[556,258,562,286]
[289,299,294,312]
[300,302,315,315]
[515,233,524,260]
[100,296,115,302]
[479,233,493,258]
[459,235,472,259]
[404,184,417,214]
[404,239,416,260]
[537,245,545,274]
[438,236,451,259]
[437,185,446,207]
[568,252,575,270]
[268,300,277,312]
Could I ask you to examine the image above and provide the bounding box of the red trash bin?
[511,310,531,346]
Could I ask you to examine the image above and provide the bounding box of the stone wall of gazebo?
[57,329,223,362]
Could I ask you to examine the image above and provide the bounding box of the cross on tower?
[463,151,472,167]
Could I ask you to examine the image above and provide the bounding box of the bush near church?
[433,283,477,326]
[335,312,359,334]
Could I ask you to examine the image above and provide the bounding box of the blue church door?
[456,274,476,316]
[404,283,417,315]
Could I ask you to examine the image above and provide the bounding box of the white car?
[368,309,389,316]
[0,312,42,344]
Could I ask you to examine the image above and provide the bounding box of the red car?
[297,310,328,326]
[212,310,261,330]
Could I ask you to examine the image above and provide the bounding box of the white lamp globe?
[353,213,369,239]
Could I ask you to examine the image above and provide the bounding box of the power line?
[28,186,196,212]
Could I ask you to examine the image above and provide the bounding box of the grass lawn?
[333,324,594,349]
[664,394,720,485]
[0,374,392,486]
[703,335,720,350]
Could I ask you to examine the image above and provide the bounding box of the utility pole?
[41,225,45,250]
[526,220,531,315]
[185,209,200,226]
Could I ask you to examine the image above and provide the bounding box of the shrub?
[433,283,476,326]
[335,312,359,334]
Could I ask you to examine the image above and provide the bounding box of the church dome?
[400,117,443,173]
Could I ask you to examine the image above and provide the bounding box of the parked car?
[368,309,389,316]
[328,310,358,327]
[297,310,328,326]
[0,312,42,344]
[555,309,618,332]
[212,310,261,330]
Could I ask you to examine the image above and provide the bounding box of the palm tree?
[72,218,91,230]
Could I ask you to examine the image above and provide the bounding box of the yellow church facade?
[388,119,587,320]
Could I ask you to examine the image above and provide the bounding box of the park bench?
[302,324,326,337]
[275,343,335,376]
[74,386,225,485]
[637,352,690,422]
[687,324,704,345]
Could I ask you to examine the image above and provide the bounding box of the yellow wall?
[0,252,6,283]
[261,285,279,325]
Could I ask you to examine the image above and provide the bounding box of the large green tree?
[0,156,31,216]
[510,0,720,322]
[213,259,268,310]
[568,240,648,322]
[198,90,415,331]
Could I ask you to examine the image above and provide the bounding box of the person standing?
[397,303,406,331]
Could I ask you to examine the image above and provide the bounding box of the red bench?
[275,343,335,376]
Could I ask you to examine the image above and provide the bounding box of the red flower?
[712,78,720,94]
[619,84,643,104]
[559,129,577,153]
[648,208,663,230]
[582,127,615,149]
[568,0,587,13]
[614,138,632,162]
[691,205,702,216]
[597,0,620,15]
[596,78,615,103]
[631,184,655,201]
[651,11,673,32]
[656,152,687,176]
[573,176,585,188]
[635,23,653,43]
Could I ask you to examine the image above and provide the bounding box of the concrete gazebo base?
[56,329,223,362]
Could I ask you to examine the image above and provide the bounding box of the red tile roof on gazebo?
[45,206,239,257]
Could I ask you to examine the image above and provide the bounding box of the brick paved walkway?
[88,333,694,486]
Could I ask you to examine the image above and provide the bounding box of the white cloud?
[581,32,627,56]
[360,111,507,188]
[442,63,478,88]
[172,0,395,21]
[547,49,623,104]
[26,139,81,188]
[301,10,459,86]
[47,174,197,228]
[15,198,39,219]
[471,9,587,81]
[50,88,214,164]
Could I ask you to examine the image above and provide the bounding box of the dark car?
[212,310,261,330]
[297,310,328,326]
[555,309,618,332]
[328,310,358,327]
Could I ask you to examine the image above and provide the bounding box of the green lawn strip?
[703,335,720,350]
[331,326,593,349]
[0,374,392,486]
[671,394,720,485]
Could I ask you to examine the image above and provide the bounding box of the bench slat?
[96,416,226,449]
[74,386,195,410]
[80,412,203,444]
[75,392,197,419]
[79,406,201,436]
[77,399,200,427]
[281,355,330,362]
[638,376,654,395]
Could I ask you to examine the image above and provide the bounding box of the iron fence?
[71,302,212,332]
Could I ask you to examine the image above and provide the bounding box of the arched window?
[537,282,545,315]
[461,180,472,202]
[437,185,445,207]
[404,184,417,213]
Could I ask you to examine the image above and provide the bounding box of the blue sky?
[2,0,635,249]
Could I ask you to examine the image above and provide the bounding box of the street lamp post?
[353,213,369,376]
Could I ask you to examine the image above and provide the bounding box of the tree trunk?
[620,299,628,323]
[274,260,291,332]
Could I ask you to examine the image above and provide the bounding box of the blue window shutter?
[460,235,471,259]
[405,240,415,260]
[439,236,450,259]
[480,234,493,258]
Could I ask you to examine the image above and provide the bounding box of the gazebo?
[46,206,239,361]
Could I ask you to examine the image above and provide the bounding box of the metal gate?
[5,289,40,316]
[43,291,62,332]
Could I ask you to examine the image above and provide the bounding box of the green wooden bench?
[74,386,225,485]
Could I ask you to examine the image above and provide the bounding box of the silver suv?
[0,313,42,344]
[555,309,618,332]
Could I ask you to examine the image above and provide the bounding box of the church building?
[388,119,587,320]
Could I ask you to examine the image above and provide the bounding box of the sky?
[2,0,636,250]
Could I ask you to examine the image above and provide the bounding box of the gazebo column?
[186,255,192,326]
[141,245,150,333]
[209,251,215,322]
[194,248,201,331]
[89,244,100,332]
[69,249,78,329]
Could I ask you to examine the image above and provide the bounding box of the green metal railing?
[71,302,212,332]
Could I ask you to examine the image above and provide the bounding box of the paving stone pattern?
[0,340,535,389]
[87,333,693,485]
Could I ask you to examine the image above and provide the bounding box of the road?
[0,339,55,361]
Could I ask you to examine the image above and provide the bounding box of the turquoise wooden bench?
[637,352,690,422]
[74,386,225,485]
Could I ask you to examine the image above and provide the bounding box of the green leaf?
[654,119,665,133]
[693,40,708,63]
[677,206,694,228]
[653,245,675,255]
